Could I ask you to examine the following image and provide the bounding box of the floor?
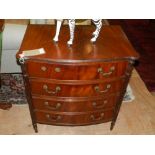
[0,70,155,135]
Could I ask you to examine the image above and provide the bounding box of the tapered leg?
[110,120,115,130]
[33,123,38,133]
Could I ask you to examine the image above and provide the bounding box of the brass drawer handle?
[92,100,108,109]
[44,101,61,110]
[90,113,104,121]
[55,67,61,72]
[41,66,47,71]
[94,84,111,93]
[46,114,62,122]
[98,66,115,76]
[43,85,61,94]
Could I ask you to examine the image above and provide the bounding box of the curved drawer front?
[35,109,113,126]
[32,95,118,112]
[30,79,124,97]
[26,61,128,80]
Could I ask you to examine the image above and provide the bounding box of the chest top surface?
[17,25,139,63]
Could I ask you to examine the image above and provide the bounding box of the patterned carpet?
[0,73,134,104]
[0,74,27,104]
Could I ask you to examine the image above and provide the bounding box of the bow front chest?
[17,25,139,132]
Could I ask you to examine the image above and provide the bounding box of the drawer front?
[35,109,113,126]
[32,95,118,112]
[26,61,128,80]
[30,79,124,97]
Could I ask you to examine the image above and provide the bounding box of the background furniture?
[108,20,155,92]
[0,19,12,110]
[17,25,138,132]
[0,19,27,110]
[1,23,27,73]
[0,19,4,75]
[0,19,4,88]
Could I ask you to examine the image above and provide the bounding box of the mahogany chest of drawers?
[17,25,139,132]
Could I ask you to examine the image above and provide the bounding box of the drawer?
[26,61,128,80]
[35,109,113,126]
[30,79,124,97]
[32,95,118,112]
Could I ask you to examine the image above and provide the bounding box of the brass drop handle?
[41,66,47,71]
[94,84,111,93]
[98,66,115,76]
[92,100,108,109]
[43,85,61,94]
[90,113,104,121]
[55,67,61,72]
[46,114,62,122]
[44,101,61,110]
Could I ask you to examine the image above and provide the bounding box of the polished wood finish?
[35,109,113,126]
[29,78,124,97]
[26,60,128,80]
[32,95,118,112]
[17,25,139,60]
[17,25,139,132]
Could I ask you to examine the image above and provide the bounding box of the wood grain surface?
[17,25,139,62]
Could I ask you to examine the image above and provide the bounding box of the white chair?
[1,24,27,73]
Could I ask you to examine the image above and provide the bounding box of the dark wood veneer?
[26,60,128,80]
[32,95,118,112]
[29,79,124,97]
[35,109,113,126]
